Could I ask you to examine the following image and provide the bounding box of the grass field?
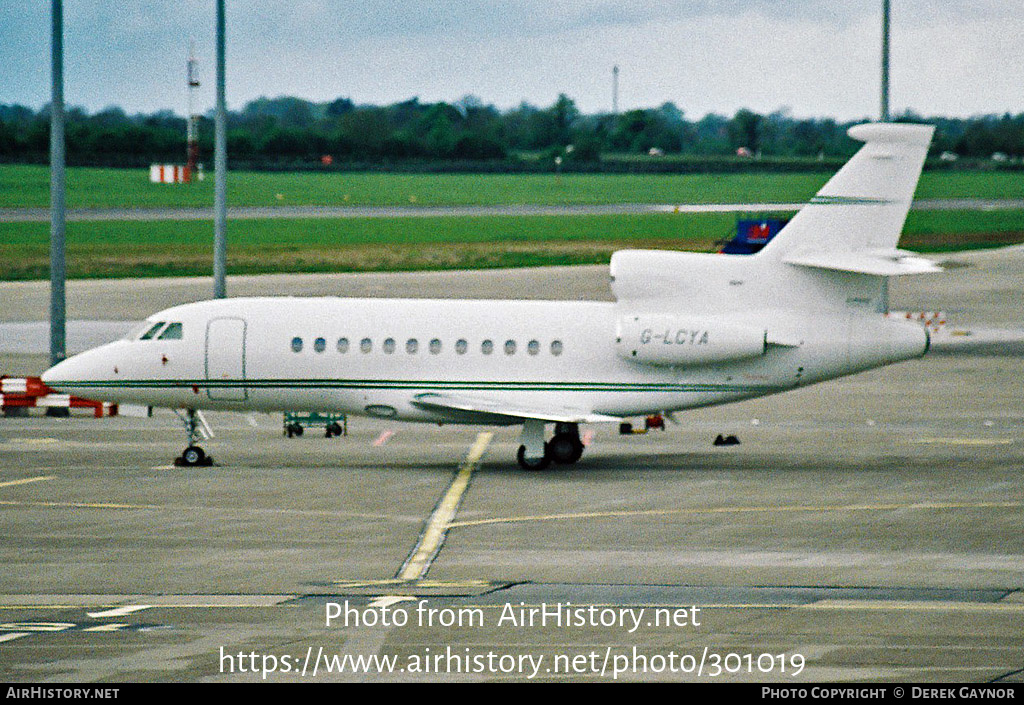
[3,164,1024,209]
[2,165,1021,281]
[2,209,1022,281]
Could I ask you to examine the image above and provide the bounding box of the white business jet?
[42,123,941,469]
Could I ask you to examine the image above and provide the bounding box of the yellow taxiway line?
[0,500,157,510]
[800,599,1024,613]
[397,432,492,582]
[446,500,1024,530]
[0,476,55,489]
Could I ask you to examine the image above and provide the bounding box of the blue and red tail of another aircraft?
[718,218,790,255]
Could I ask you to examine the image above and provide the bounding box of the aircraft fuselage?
[43,296,927,423]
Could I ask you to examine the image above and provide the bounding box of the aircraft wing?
[410,392,621,425]
[783,248,942,276]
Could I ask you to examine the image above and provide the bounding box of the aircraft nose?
[41,354,87,391]
[40,344,116,392]
[41,358,71,388]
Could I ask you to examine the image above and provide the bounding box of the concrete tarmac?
[0,249,1022,682]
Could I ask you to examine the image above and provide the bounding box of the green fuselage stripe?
[55,378,786,394]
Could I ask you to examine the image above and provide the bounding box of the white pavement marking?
[367,595,417,609]
[81,624,129,632]
[0,632,30,643]
[86,605,152,618]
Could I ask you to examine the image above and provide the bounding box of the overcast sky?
[1,1,1021,120]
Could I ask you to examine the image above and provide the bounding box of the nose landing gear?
[174,409,214,467]
[178,444,209,467]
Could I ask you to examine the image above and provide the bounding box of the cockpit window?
[139,322,166,340]
[157,322,183,340]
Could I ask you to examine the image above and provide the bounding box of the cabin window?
[429,338,442,354]
[455,339,468,355]
[481,339,494,355]
[314,337,326,353]
[527,340,540,356]
[550,340,564,356]
[139,322,166,340]
[504,339,516,355]
[383,337,396,354]
[337,337,349,353]
[406,338,418,354]
[291,337,303,353]
[158,322,183,340]
[360,337,372,353]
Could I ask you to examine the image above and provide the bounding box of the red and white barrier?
[0,376,117,418]
[149,164,190,184]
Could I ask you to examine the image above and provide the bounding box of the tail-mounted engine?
[616,314,768,366]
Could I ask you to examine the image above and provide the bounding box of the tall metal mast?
[49,0,66,369]
[612,65,620,116]
[881,0,891,121]
[213,0,227,298]
[186,42,200,181]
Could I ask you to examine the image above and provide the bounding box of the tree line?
[1,94,1022,171]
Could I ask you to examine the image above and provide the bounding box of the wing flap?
[411,392,621,424]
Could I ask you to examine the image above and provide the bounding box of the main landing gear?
[174,408,213,467]
[516,420,585,471]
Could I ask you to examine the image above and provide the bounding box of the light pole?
[881,0,890,121]
[213,0,227,298]
[49,0,66,369]
[612,65,619,116]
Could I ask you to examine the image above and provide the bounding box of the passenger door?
[205,317,247,401]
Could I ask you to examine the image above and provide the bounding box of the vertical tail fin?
[759,123,934,263]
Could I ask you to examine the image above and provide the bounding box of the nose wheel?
[178,445,210,467]
[174,409,214,467]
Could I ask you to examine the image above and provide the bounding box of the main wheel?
[180,445,205,467]
[516,444,550,471]
[547,433,584,465]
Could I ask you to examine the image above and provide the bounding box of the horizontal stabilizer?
[783,248,942,276]
[411,392,621,424]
